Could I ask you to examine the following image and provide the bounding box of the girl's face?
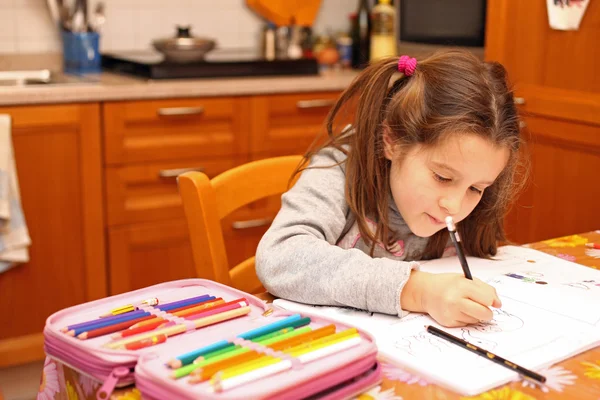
[384,133,509,238]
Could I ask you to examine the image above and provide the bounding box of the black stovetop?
[101,49,319,80]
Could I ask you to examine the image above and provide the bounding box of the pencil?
[171,326,313,380]
[105,306,251,349]
[585,243,600,250]
[100,297,159,318]
[212,335,362,392]
[445,216,473,280]
[425,325,546,384]
[212,335,363,392]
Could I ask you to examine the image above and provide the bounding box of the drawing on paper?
[504,272,548,285]
[461,328,499,349]
[394,309,525,356]
[394,331,453,357]
[562,279,600,290]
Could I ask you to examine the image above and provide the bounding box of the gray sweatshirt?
[256,146,436,317]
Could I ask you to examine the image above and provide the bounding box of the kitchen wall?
[0,0,356,54]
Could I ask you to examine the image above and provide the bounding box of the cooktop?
[101,48,319,80]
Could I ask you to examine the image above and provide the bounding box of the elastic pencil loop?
[232,338,303,370]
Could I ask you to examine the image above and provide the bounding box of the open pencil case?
[43,278,381,399]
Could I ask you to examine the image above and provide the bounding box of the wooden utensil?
[246,0,322,26]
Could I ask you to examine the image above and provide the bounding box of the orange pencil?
[188,350,265,383]
[269,324,336,351]
[125,334,167,350]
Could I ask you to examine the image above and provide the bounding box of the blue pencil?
[65,294,214,332]
[72,311,153,336]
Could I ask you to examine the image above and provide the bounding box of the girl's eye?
[470,186,483,195]
[433,173,451,183]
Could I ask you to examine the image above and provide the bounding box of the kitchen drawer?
[105,157,248,226]
[108,203,282,295]
[103,97,251,164]
[250,91,342,156]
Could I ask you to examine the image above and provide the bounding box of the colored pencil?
[188,325,335,383]
[127,298,226,330]
[213,335,363,392]
[124,334,167,350]
[63,294,214,332]
[100,297,159,318]
[105,306,251,349]
[115,298,240,339]
[168,314,307,369]
[208,330,360,385]
[585,243,600,250]
[77,315,156,339]
[171,327,312,380]
[69,311,153,337]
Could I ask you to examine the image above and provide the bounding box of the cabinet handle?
[296,99,335,109]
[157,106,205,116]
[232,218,273,230]
[514,97,526,105]
[158,167,205,178]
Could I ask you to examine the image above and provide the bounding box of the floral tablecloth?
[36,231,600,400]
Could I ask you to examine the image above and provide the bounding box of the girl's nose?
[439,194,462,216]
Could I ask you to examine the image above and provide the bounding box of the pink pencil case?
[43,279,381,399]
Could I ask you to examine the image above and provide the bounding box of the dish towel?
[0,115,31,273]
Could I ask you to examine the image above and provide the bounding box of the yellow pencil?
[100,297,158,318]
[105,306,251,349]
[216,329,359,381]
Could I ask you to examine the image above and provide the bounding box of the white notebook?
[273,246,600,396]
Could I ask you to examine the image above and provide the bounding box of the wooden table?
[35,231,600,400]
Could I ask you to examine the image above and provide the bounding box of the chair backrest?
[178,155,303,294]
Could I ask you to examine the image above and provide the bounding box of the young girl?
[256,50,526,328]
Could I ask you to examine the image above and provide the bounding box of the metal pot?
[152,26,216,63]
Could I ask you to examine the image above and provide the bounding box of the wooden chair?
[178,155,303,294]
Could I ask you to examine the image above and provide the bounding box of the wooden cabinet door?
[108,219,196,295]
[504,115,600,244]
[250,92,341,157]
[0,104,105,366]
[486,0,600,93]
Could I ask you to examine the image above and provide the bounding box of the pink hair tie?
[398,55,417,77]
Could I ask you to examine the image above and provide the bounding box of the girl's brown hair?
[296,49,528,259]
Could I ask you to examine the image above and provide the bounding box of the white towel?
[0,115,31,273]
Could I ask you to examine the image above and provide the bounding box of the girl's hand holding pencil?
[401,270,502,328]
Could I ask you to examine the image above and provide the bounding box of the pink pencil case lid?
[43,279,379,399]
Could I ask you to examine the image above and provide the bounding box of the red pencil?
[585,243,600,250]
[77,315,156,339]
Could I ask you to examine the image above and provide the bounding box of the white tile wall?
[0,0,357,54]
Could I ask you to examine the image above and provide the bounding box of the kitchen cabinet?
[0,103,105,367]
[103,92,340,295]
[486,0,600,244]
[0,90,340,366]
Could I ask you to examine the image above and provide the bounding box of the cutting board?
[246,0,322,26]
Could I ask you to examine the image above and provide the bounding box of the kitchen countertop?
[0,53,359,106]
